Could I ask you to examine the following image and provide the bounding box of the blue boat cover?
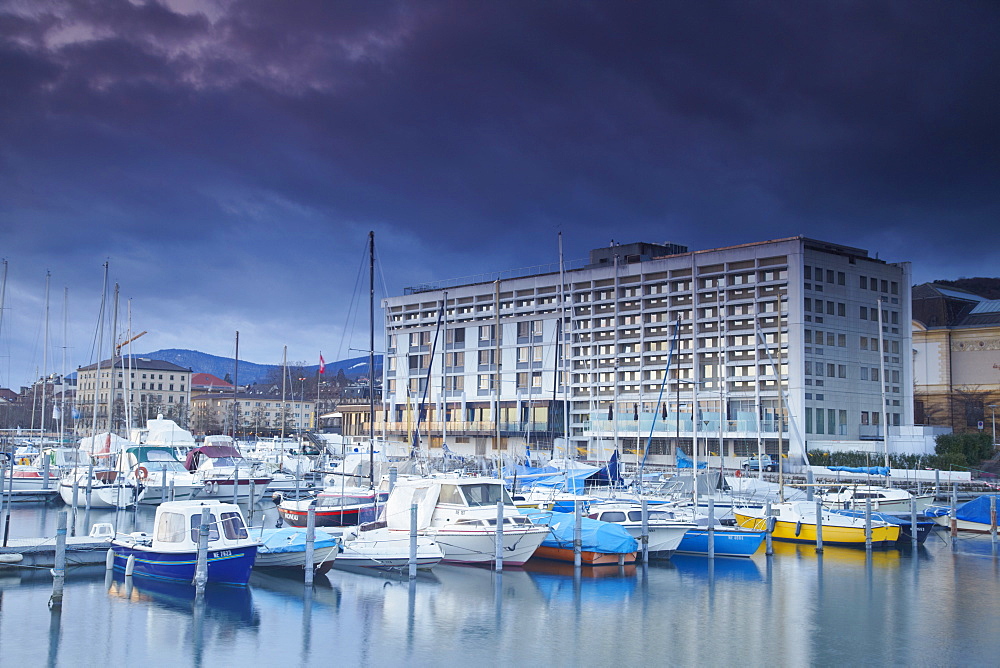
[526,510,638,554]
[951,495,1000,525]
[676,448,707,469]
[257,528,339,554]
[506,465,596,493]
[589,451,624,486]
[827,466,890,476]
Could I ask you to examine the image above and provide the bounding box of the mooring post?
[232,465,239,506]
[805,469,814,502]
[573,499,583,569]
[910,497,918,548]
[707,497,716,560]
[43,455,51,491]
[865,497,872,551]
[304,503,316,587]
[640,498,649,564]
[48,510,68,609]
[389,467,398,495]
[815,499,824,553]
[249,479,256,523]
[161,465,167,504]
[409,502,418,580]
[495,500,504,572]
[950,484,958,539]
[764,501,773,556]
[990,495,997,548]
[84,461,93,512]
[193,507,210,593]
[169,477,175,502]
[295,461,302,500]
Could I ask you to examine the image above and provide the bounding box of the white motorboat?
[382,476,550,566]
[59,468,144,508]
[329,524,443,570]
[586,501,696,555]
[819,484,936,513]
[254,527,340,573]
[118,445,205,505]
[183,444,273,504]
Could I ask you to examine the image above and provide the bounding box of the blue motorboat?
[675,526,766,557]
[110,500,259,586]
[829,508,936,545]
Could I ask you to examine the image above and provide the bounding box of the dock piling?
[815,500,823,553]
[640,499,649,564]
[805,470,814,501]
[708,497,716,560]
[48,511,67,609]
[84,461,93,512]
[865,498,872,551]
[950,484,958,539]
[573,500,583,569]
[161,465,167,504]
[495,500,504,572]
[910,497,918,548]
[408,502,418,580]
[43,455,51,491]
[990,495,997,547]
[764,501,773,556]
[193,507,210,593]
[169,477,175,502]
[232,465,239,506]
[304,503,316,587]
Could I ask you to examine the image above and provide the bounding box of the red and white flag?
[319,354,326,374]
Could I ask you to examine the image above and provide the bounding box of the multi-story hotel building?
[381,237,913,470]
[189,391,315,436]
[76,357,193,432]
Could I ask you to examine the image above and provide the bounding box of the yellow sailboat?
[735,501,900,548]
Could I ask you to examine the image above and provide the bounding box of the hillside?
[936,277,1000,300]
[137,349,382,385]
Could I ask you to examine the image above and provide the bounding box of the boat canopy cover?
[676,448,707,469]
[952,494,1000,524]
[79,432,133,456]
[184,445,244,471]
[256,528,339,554]
[827,466,890,476]
[589,450,623,486]
[528,510,638,554]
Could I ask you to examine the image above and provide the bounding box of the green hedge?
[809,433,995,471]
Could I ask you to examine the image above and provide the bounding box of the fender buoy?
[135,466,149,481]
[207,481,219,495]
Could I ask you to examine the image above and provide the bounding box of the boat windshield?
[144,461,187,473]
[204,456,245,467]
[317,495,371,508]
[458,483,512,507]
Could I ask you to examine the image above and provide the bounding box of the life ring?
[135,466,149,481]
[735,469,742,478]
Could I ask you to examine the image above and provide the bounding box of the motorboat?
[626,503,766,557]
[926,494,1000,533]
[254,527,340,574]
[820,484,936,513]
[184,444,273,504]
[277,486,386,527]
[382,476,550,566]
[735,501,900,548]
[59,467,145,509]
[8,447,86,491]
[329,524,443,571]
[525,510,638,565]
[110,500,258,586]
[118,445,205,504]
[586,501,696,556]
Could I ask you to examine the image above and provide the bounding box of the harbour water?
[2,503,999,667]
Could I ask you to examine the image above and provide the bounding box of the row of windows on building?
[804,407,902,434]
[802,264,900,296]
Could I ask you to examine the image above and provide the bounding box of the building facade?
[189,391,315,436]
[76,357,192,432]
[381,237,913,469]
[912,283,1000,437]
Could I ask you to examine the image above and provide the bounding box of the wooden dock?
[0,536,110,568]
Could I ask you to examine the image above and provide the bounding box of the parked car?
[741,454,777,472]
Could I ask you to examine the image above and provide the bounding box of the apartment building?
[189,391,315,436]
[381,237,912,469]
[76,357,193,432]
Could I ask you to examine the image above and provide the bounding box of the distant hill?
[136,349,382,385]
[936,277,1000,300]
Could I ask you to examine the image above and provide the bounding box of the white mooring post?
[950,484,958,539]
[408,503,418,580]
[764,501,773,556]
[43,455,51,491]
[573,500,582,569]
[990,495,997,548]
[49,511,68,609]
[865,497,873,551]
[910,497,918,548]
[304,503,316,586]
[193,507,210,593]
[707,497,716,560]
[495,500,504,572]
[232,466,239,506]
[640,499,649,564]
[815,499,824,553]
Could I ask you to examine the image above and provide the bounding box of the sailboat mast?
[558,232,570,459]
[40,271,50,439]
[233,331,239,440]
[876,298,890,470]
[441,291,448,450]
[91,263,108,438]
[61,287,68,444]
[280,345,287,467]
[368,231,376,486]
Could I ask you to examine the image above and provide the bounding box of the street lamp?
[989,404,997,448]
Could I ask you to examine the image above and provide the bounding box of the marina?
[2,497,1000,665]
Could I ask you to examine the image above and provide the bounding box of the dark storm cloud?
[0,0,997,385]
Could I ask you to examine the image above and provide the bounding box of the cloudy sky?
[1,0,998,389]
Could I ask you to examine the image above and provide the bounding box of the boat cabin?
[143,500,254,553]
[184,445,249,472]
[382,477,521,531]
[120,446,190,474]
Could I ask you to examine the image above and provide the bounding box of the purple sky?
[1,0,998,389]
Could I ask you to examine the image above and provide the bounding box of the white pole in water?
[85,461,93,511]
[707,497,716,560]
[304,503,316,587]
[161,465,167,504]
[495,500,504,572]
[193,507,210,593]
[169,478,175,502]
[764,501,773,556]
[910,497,918,548]
[865,497,873,551]
[815,499,824,553]
[232,465,239,506]
[248,479,256,523]
[950,484,958,539]
[49,511,67,609]
[640,499,649,564]
[573,499,582,569]
[990,495,997,548]
[43,455,51,491]
[408,503,418,580]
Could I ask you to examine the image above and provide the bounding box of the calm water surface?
[1,502,998,667]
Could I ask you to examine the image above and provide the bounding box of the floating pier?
[0,536,110,567]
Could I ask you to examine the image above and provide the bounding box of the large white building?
[381,237,913,469]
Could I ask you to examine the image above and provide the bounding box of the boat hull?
[411,527,549,566]
[198,478,272,504]
[59,481,142,508]
[735,513,899,548]
[255,544,339,574]
[279,505,374,528]
[531,545,637,565]
[675,528,766,557]
[138,483,205,505]
[111,543,257,586]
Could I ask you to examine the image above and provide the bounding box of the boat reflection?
[768,540,903,567]
[107,573,259,627]
[664,554,764,581]
[524,560,639,603]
